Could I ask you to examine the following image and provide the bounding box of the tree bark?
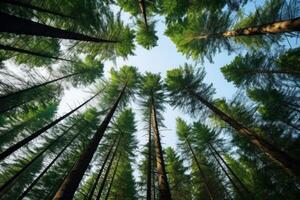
[0,119,81,196]
[104,154,121,200]
[147,113,152,200]
[17,122,84,200]
[151,98,172,200]
[86,136,120,200]
[190,90,300,177]
[96,142,121,200]
[194,17,300,40]
[52,84,127,200]
[0,90,102,161]
[208,143,252,196]
[0,44,72,62]
[0,12,118,43]
[185,138,214,200]
[139,0,148,31]
[1,0,73,19]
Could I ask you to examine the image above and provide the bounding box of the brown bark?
[151,98,172,200]
[0,12,118,43]
[185,138,214,200]
[194,17,300,39]
[190,90,300,177]
[139,0,148,31]
[52,84,127,200]
[147,112,152,200]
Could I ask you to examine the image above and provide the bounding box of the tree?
[165,147,192,200]
[52,66,139,199]
[165,64,300,176]
[139,72,172,199]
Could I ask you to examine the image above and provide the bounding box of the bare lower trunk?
[147,113,152,200]
[185,138,214,200]
[0,44,72,62]
[104,155,121,200]
[151,99,172,200]
[139,0,148,30]
[0,12,118,43]
[191,91,300,177]
[0,90,102,161]
[194,17,300,40]
[52,84,126,200]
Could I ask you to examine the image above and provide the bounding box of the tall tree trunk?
[208,143,252,196]
[190,90,300,177]
[52,84,127,200]
[194,17,300,40]
[208,145,244,199]
[0,12,118,43]
[96,142,121,200]
[139,0,148,30]
[1,0,73,19]
[0,90,102,161]
[104,154,121,200]
[0,71,83,102]
[0,119,81,196]
[184,138,214,200]
[86,136,120,200]
[150,98,172,200]
[0,44,72,62]
[147,113,152,200]
[17,122,84,200]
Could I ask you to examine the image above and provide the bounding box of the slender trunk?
[190,90,300,177]
[151,98,172,200]
[1,0,73,19]
[208,145,243,199]
[17,122,84,200]
[96,143,121,200]
[208,143,251,196]
[139,0,148,31]
[0,90,102,161]
[185,138,214,200]
[0,71,82,102]
[104,155,121,200]
[147,113,152,200]
[86,136,120,200]
[0,119,80,196]
[152,156,156,200]
[194,17,300,40]
[0,44,72,62]
[0,12,118,43]
[52,84,127,200]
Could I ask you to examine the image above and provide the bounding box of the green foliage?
[136,20,158,49]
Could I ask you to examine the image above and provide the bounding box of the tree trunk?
[0,90,102,161]
[185,138,214,200]
[139,0,148,31]
[104,154,121,200]
[191,91,300,176]
[1,0,73,19]
[0,12,118,43]
[0,71,82,102]
[95,142,121,200]
[17,122,84,200]
[147,113,152,200]
[52,84,127,200]
[0,119,80,196]
[194,17,300,39]
[208,145,243,199]
[86,136,120,200]
[0,44,72,62]
[208,143,252,196]
[151,98,172,200]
